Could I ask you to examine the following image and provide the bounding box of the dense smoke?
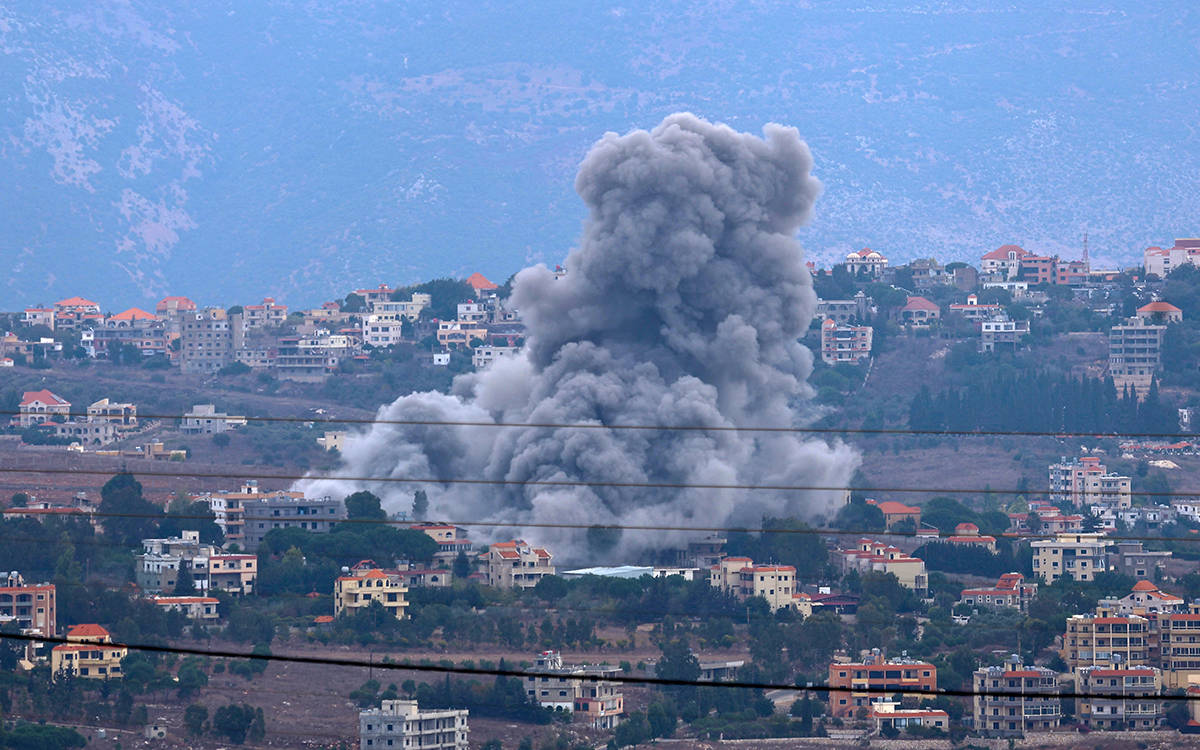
[302,113,859,561]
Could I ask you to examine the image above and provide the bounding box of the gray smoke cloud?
[301,113,859,561]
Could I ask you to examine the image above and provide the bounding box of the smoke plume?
[303,113,859,561]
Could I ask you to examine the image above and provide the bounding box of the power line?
[0,631,1190,703]
[3,407,1196,440]
[0,464,1191,499]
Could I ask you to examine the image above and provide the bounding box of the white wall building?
[359,700,468,750]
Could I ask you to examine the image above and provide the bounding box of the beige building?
[1049,456,1131,508]
[708,558,798,611]
[1109,316,1166,394]
[208,554,257,595]
[149,595,220,621]
[180,308,245,374]
[1032,533,1110,583]
[14,389,71,427]
[86,398,138,428]
[524,651,624,729]
[51,624,127,681]
[481,540,555,589]
[335,568,409,620]
[1063,603,1150,672]
[1077,666,1162,730]
[834,539,928,596]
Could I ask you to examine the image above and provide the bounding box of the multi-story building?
[1063,603,1151,673]
[436,321,490,348]
[353,284,397,306]
[240,493,347,551]
[180,308,244,374]
[335,567,409,620]
[708,559,797,611]
[1076,666,1162,730]
[947,294,1003,321]
[980,244,1031,280]
[358,700,468,750]
[1143,239,1200,278]
[1032,533,1110,583]
[827,651,937,718]
[945,522,997,551]
[1136,301,1183,325]
[834,539,928,595]
[972,658,1061,737]
[54,419,119,445]
[456,301,488,323]
[466,272,499,296]
[148,595,220,621]
[362,315,407,347]
[86,399,138,429]
[13,389,71,427]
[523,651,624,729]
[21,307,55,330]
[0,573,55,636]
[1109,316,1166,394]
[473,345,521,369]
[52,296,102,330]
[864,500,921,530]
[1048,457,1131,508]
[897,296,940,328]
[136,531,215,593]
[180,404,248,434]
[866,701,949,734]
[1111,543,1173,581]
[50,624,127,681]
[481,540,555,589]
[207,555,257,595]
[242,297,288,329]
[819,319,873,364]
[815,291,871,324]
[844,248,888,277]
[93,311,170,358]
[410,525,475,566]
[959,573,1037,612]
[369,292,431,321]
[979,314,1030,352]
[274,336,335,382]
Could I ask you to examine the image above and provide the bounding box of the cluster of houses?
[6,272,523,381]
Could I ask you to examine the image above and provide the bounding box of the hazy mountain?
[2,1,1197,309]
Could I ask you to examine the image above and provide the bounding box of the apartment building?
[1144,239,1200,278]
[959,573,1037,612]
[834,539,928,595]
[708,558,799,611]
[335,567,409,620]
[815,291,870,323]
[980,314,1030,352]
[827,651,937,718]
[13,389,71,427]
[180,308,244,374]
[0,573,55,636]
[1112,539,1173,582]
[410,524,475,566]
[243,298,288,329]
[1032,533,1110,583]
[1077,666,1162,730]
[523,651,624,729]
[866,701,949,734]
[362,315,407,347]
[240,493,347,551]
[359,700,468,750]
[148,595,220,621]
[86,398,138,428]
[473,344,521,369]
[947,294,1003,321]
[481,540,555,589]
[972,658,1061,737]
[21,306,55,330]
[1109,316,1166,393]
[207,555,257,595]
[370,292,431,321]
[819,318,873,364]
[1048,456,1132,508]
[136,531,216,593]
[436,321,490,348]
[50,624,127,681]
[1146,603,1200,687]
[981,244,1031,279]
[1063,603,1150,672]
[93,313,169,358]
[52,296,102,330]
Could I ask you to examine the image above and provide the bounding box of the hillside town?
[4,239,1200,747]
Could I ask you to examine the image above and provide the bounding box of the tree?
[346,491,387,521]
[533,575,569,604]
[832,499,885,533]
[212,432,231,448]
[184,704,208,736]
[10,492,29,508]
[212,703,258,744]
[411,489,429,519]
[342,293,367,313]
[174,564,196,595]
[453,551,472,579]
[99,473,162,547]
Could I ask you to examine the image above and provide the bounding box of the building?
[359,700,468,750]
[897,296,940,328]
[1143,239,1200,278]
[1107,580,1185,617]
[1062,603,1150,672]
[815,292,871,324]
[1136,301,1183,325]
[481,540,555,589]
[844,248,888,277]
[981,244,1031,280]
[827,651,937,718]
[362,315,407,347]
[472,344,521,369]
[466,272,499,296]
[819,319,873,364]
[1031,533,1110,583]
[180,308,244,374]
[335,567,409,620]
[240,493,347,551]
[708,558,797,611]
[86,399,138,428]
[959,573,1037,612]
[523,651,624,729]
[948,294,1003,321]
[156,296,197,317]
[318,431,347,452]
[945,522,997,552]
[136,531,215,593]
[13,389,71,427]
[50,624,127,681]
[243,297,288,329]
[972,658,1060,737]
[867,701,949,734]
[180,404,248,434]
[410,524,475,566]
[1111,543,1173,581]
[207,554,257,595]
[55,419,119,445]
[980,315,1030,352]
[1049,457,1131,508]
[1109,316,1166,394]
[148,595,220,621]
[864,500,921,530]
[1077,666,1162,730]
[0,573,55,635]
[22,307,55,330]
[835,539,928,595]
[436,321,490,348]
[52,296,102,330]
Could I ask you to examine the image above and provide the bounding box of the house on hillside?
[897,296,940,328]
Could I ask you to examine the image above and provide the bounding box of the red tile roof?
[1132,580,1159,592]
[20,389,69,407]
[156,296,197,311]
[1138,301,1182,313]
[67,624,111,639]
[869,500,920,515]
[110,307,157,321]
[981,244,1028,261]
[901,296,939,313]
[466,272,498,291]
[55,296,99,308]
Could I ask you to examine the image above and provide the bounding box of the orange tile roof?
[1132,580,1159,592]
[20,389,69,407]
[55,296,99,308]
[313,615,334,624]
[1138,301,1181,313]
[466,272,498,291]
[110,307,157,321]
[981,244,1028,261]
[901,296,939,313]
[870,501,920,515]
[67,624,110,639]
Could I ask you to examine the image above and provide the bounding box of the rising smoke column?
[303,113,859,560]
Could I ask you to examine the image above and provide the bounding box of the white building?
[1032,533,1110,583]
[181,404,247,434]
[359,700,468,750]
[472,345,520,369]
